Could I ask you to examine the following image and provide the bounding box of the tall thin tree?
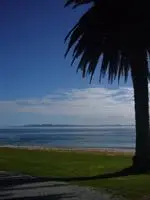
[65,0,150,170]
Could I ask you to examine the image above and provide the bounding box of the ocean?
[0,125,135,150]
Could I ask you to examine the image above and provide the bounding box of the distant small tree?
[65,0,150,171]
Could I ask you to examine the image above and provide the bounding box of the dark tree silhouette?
[65,0,150,171]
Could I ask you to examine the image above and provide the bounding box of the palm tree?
[65,0,150,171]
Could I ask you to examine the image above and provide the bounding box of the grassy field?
[0,147,150,200]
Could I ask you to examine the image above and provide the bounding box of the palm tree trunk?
[131,51,150,170]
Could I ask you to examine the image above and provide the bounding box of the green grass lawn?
[0,147,150,200]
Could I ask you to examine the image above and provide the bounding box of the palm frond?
[99,54,110,82]
[65,0,95,8]
[65,6,95,57]
[88,55,100,83]
[65,1,150,84]
[118,56,125,83]
[71,37,86,65]
[64,24,81,57]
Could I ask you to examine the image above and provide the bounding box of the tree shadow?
[0,174,75,200]
[0,176,69,190]
[73,165,150,181]
[2,165,150,186]
[0,167,149,200]
[0,192,75,200]
[1,165,149,189]
[34,165,150,182]
[1,183,69,192]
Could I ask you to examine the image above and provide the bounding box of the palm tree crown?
[65,0,150,83]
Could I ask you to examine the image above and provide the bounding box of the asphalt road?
[0,171,121,200]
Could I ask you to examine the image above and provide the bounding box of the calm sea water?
[0,126,135,150]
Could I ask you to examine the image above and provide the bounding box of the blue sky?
[0,0,134,126]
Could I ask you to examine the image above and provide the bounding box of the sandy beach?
[0,145,135,155]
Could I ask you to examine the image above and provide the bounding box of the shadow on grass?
[0,167,149,199]
[42,165,150,182]
[1,183,69,192]
[0,174,75,200]
[1,165,149,188]
[0,192,75,200]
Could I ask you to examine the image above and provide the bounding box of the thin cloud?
[0,86,137,124]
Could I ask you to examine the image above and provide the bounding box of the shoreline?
[0,145,135,155]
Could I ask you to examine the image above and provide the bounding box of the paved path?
[0,172,121,200]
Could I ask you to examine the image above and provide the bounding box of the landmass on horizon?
[21,124,134,127]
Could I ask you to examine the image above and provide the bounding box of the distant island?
[23,124,134,127]
[23,124,52,127]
